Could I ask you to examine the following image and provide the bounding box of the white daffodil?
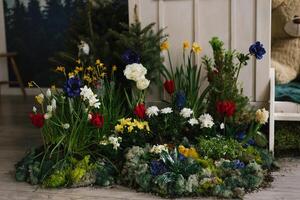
[255,108,269,125]
[188,118,199,126]
[198,113,214,128]
[146,106,160,117]
[46,89,52,98]
[51,99,57,111]
[47,105,53,113]
[32,106,37,113]
[78,40,90,55]
[161,107,173,114]
[150,144,168,154]
[180,108,193,118]
[220,123,225,130]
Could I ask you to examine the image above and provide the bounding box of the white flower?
[51,99,57,111]
[150,144,168,154]
[123,63,147,82]
[186,174,199,193]
[198,113,214,128]
[32,106,37,113]
[88,113,92,120]
[180,108,193,118]
[188,118,199,126]
[136,78,150,90]
[46,89,51,98]
[255,108,269,124]
[146,106,160,117]
[161,107,173,114]
[220,123,225,130]
[108,136,122,150]
[47,105,53,113]
[78,40,90,55]
[44,113,52,119]
[80,86,101,108]
[62,123,70,129]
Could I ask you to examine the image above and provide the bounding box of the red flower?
[134,103,146,119]
[29,113,45,128]
[164,80,175,95]
[216,100,236,117]
[90,113,104,128]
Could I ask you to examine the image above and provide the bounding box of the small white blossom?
[188,118,199,126]
[150,144,168,154]
[32,106,37,113]
[88,113,92,120]
[44,113,52,119]
[78,40,90,55]
[161,107,173,114]
[146,106,160,117]
[123,63,147,82]
[51,99,57,111]
[180,108,193,118]
[136,78,150,90]
[255,108,269,124]
[46,89,51,98]
[108,136,122,150]
[47,105,53,113]
[198,113,214,128]
[62,123,70,129]
[220,123,225,130]
[80,86,101,109]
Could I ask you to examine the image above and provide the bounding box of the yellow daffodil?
[76,59,81,64]
[83,75,92,83]
[68,72,75,78]
[192,42,202,54]
[160,41,169,51]
[28,81,34,88]
[51,85,56,91]
[128,126,134,133]
[178,145,199,159]
[115,124,123,133]
[35,93,44,105]
[100,72,106,78]
[183,41,190,49]
[87,66,94,71]
[96,59,101,65]
[75,66,83,73]
[55,66,65,73]
[112,65,117,72]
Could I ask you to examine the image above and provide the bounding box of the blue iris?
[121,49,140,65]
[63,77,82,97]
[236,131,255,147]
[232,160,245,169]
[249,41,266,60]
[178,153,186,161]
[150,160,168,176]
[175,90,186,110]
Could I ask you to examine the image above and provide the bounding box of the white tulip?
[136,78,150,90]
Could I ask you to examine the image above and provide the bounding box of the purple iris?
[150,160,168,176]
[121,49,140,65]
[175,90,186,110]
[63,77,83,97]
[249,41,266,60]
[232,160,245,169]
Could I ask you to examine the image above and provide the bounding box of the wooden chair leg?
[9,57,26,97]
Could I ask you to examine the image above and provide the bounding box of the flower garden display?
[16,35,275,199]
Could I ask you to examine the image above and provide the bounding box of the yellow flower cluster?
[115,118,150,134]
[160,40,202,54]
[178,145,199,159]
[54,59,114,84]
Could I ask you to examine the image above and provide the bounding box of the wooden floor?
[0,96,300,200]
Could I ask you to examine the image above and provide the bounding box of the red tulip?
[90,113,104,128]
[29,113,45,128]
[216,100,236,117]
[164,80,175,95]
[134,103,146,119]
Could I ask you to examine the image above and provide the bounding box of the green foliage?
[203,37,251,123]
[198,136,244,160]
[110,22,167,84]
[161,46,209,115]
[43,170,67,188]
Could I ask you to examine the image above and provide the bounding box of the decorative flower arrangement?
[16,36,275,199]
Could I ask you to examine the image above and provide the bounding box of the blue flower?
[178,153,186,161]
[232,160,245,169]
[249,41,266,60]
[150,160,168,176]
[236,131,246,142]
[63,77,83,97]
[121,49,140,65]
[175,90,186,110]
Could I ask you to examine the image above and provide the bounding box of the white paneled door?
[129,0,271,104]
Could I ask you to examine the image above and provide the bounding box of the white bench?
[269,68,300,154]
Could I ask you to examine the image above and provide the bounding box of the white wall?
[0,0,8,87]
[129,0,271,103]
